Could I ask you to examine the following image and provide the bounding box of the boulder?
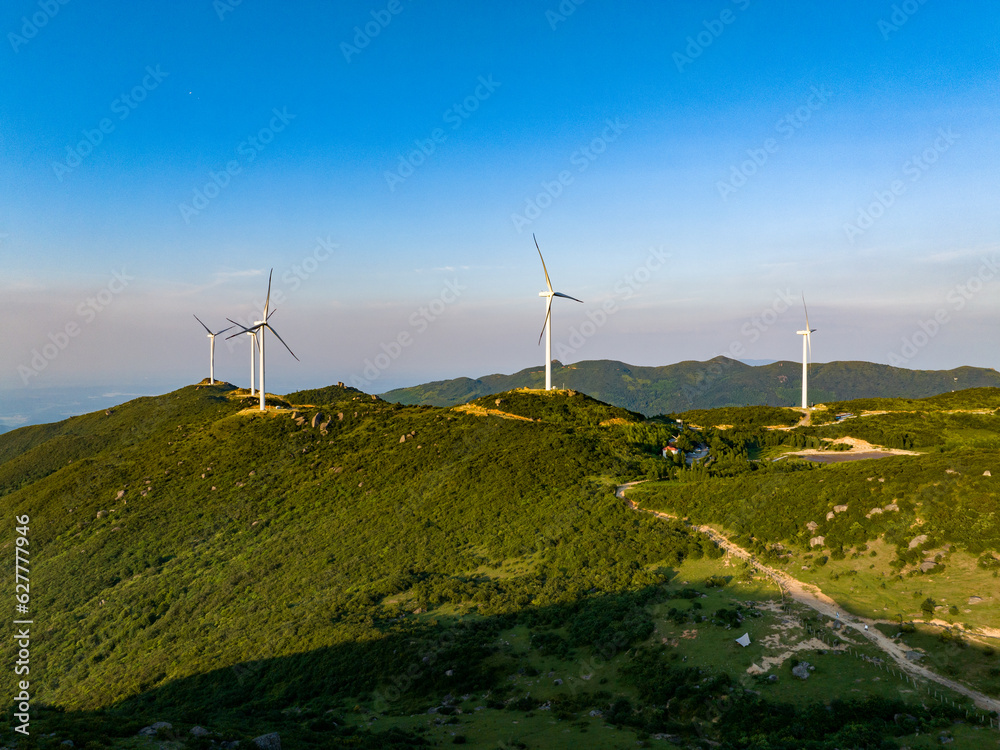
[252,732,281,750]
[96,510,108,519]
[311,412,324,428]
[809,536,825,547]
[138,722,172,736]
[833,504,848,513]
[791,663,811,680]
[190,726,209,737]
[805,521,818,531]
[908,534,929,549]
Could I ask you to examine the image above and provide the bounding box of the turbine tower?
[247,329,258,396]
[534,234,582,391]
[193,315,234,385]
[227,270,298,411]
[796,295,815,410]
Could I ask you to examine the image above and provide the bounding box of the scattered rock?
[805,521,818,531]
[311,412,324,428]
[904,650,923,662]
[945,468,958,474]
[767,674,778,682]
[190,726,209,737]
[791,663,811,680]
[96,510,108,519]
[116,490,125,500]
[138,722,172,736]
[553,678,563,685]
[920,560,938,572]
[968,596,983,605]
[866,507,884,518]
[252,732,281,750]
[338,412,344,420]
[908,534,929,549]
[883,502,899,512]
[984,471,992,477]
[809,536,825,547]
[833,504,848,513]
[826,511,835,520]
[61,741,74,748]
[399,435,406,443]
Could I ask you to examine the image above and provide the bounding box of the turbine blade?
[534,234,553,293]
[266,307,277,321]
[193,314,213,334]
[553,292,583,303]
[263,269,273,317]
[215,325,236,335]
[806,331,812,360]
[802,293,811,332]
[264,324,299,361]
[225,319,260,340]
[538,297,553,345]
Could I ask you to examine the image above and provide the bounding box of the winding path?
[616,481,1000,715]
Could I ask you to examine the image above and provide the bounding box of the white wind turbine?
[193,315,234,385]
[227,270,299,411]
[796,295,816,410]
[534,234,583,391]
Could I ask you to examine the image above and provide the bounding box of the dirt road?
[616,482,1000,714]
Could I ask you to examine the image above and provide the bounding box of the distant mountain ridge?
[380,357,1000,416]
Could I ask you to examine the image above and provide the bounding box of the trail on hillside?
[616,482,1000,715]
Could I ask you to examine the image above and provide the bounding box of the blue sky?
[2,0,999,423]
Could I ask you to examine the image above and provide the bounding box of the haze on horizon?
[3,1,999,417]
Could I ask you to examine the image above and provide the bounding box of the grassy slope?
[2,386,996,748]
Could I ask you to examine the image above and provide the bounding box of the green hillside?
[3,385,1000,748]
[380,358,1000,415]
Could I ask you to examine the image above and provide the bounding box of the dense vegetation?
[2,384,998,747]
[634,388,1000,571]
[381,357,1000,415]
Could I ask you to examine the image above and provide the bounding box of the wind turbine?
[796,295,815,410]
[227,270,298,411]
[193,315,234,385]
[534,234,583,391]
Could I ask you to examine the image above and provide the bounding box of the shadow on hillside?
[27,578,685,745]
